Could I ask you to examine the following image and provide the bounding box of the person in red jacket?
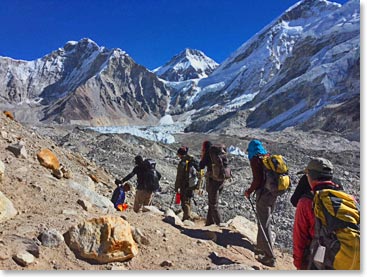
[293,157,341,270]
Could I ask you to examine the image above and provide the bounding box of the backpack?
[111,186,126,210]
[142,159,160,192]
[309,189,360,270]
[185,157,198,190]
[261,154,291,196]
[209,144,232,182]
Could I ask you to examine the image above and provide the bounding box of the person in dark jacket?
[199,140,225,226]
[244,139,277,267]
[174,146,199,221]
[293,157,342,270]
[117,155,161,213]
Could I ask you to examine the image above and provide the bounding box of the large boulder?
[0,191,17,222]
[64,216,138,263]
[36,149,60,171]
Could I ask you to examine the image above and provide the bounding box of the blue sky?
[1,0,349,70]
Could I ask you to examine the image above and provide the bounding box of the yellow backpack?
[261,154,291,195]
[311,189,360,270]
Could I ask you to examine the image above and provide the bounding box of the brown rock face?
[36,149,61,171]
[3,111,14,120]
[63,216,138,264]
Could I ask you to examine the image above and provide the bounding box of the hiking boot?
[256,254,276,267]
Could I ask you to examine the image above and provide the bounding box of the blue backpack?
[111,186,126,209]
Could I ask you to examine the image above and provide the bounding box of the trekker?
[293,157,355,270]
[174,146,199,221]
[111,182,131,211]
[117,155,161,213]
[199,140,225,226]
[244,139,277,267]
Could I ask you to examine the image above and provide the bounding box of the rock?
[183,220,195,227]
[0,190,18,222]
[163,209,183,226]
[160,260,173,267]
[64,215,138,263]
[38,229,64,248]
[131,226,150,245]
[13,251,35,267]
[51,168,63,179]
[142,205,164,215]
[3,111,14,120]
[0,131,7,140]
[0,160,4,183]
[228,215,276,245]
[6,142,28,159]
[36,149,60,171]
[77,199,92,211]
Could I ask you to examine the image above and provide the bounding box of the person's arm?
[245,156,263,195]
[174,162,183,192]
[122,166,138,183]
[293,198,314,270]
[156,170,162,180]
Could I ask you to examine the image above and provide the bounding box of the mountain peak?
[281,0,341,22]
[154,48,219,82]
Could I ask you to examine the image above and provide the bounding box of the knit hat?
[177,146,188,156]
[303,157,333,180]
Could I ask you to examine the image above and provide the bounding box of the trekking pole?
[170,192,175,207]
[247,196,275,258]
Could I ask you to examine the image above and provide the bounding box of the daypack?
[185,157,198,190]
[111,186,126,210]
[310,189,360,270]
[142,159,160,192]
[209,144,232,182]
[261,154,291,196]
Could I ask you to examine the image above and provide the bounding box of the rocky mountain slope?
[0,112,300,270]
[0,39,169,126]
[0,0,359,141]
[34,117,360,254]
[183,0,359,141]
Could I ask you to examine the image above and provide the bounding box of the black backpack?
[209,144,232,182]
[142,159,160,192]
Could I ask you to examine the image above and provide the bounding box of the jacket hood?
[247,139,267,160]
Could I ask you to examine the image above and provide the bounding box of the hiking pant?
[181,188,193,221]
[133,189,153,212]
[206,178,224,226]
[255,188,277,259]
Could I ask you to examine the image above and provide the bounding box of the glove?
[115,178,122,186]
[244,189,251,199]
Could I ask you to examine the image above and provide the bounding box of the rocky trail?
[0,111,360,271]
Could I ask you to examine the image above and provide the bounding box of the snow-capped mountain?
[153,48,218,81]
[0,38,169,126]
[184,0,359,140]
[0,0,360,141]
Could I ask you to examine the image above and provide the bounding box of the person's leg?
[142,191,153,206]
[255,190,277,259]
[205,180,215,225]
[133,189,144,212]
[181,189,192,221]
[211,181,224,225]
